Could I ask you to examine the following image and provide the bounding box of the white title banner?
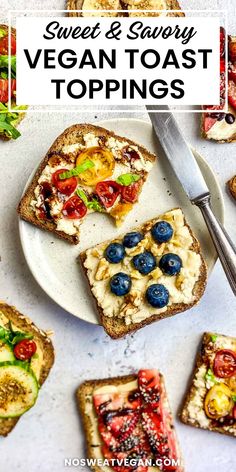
[16,15,221,107]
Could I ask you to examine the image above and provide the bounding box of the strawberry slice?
[228,80,236,110]
[138,369,161,407]
[229,39,236,63]
[203,116,218,133]
[93,390,141,416]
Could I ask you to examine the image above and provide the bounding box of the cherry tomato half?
[14,339,37,361]
[213,349,236,378]
[52,168,77,196]
[62,195,87,219]
[121,181,140,203]
[95,180,121,208]
[0,33,16,55]
[0,78,16,103]
[76,147,115,186]
[204,384,233,419]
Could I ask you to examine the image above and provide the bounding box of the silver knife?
[147,105,236,296]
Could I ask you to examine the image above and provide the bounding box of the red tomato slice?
[62,195,87,219]
[229,40,236,63]
[96,180,121,208]
[0,78,16,103]
[229,63,236,83]
[13,339,37,361]
[52,169,77,196]
[121,181,140,203]
[213,349,236,378]
[228,80,236,110]
[0,33,16,55]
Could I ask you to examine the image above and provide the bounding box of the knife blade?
[146,104,236,296]
[147,105,209,202]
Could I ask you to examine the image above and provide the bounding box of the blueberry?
[132,251,156,275]
[110,272,131,296]
[105,243,125,264]
[146,284,169,308]
[151,221,173,243]
[225,113,235,125]
[159,253,182,276]
[123,232,144,248]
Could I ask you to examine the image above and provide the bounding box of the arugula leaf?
[59,160,94,179]
[205,368,218,384]
[77,188,103,212]
[0,323,33,346]
[0,120,20,139]
[211,334,218,343]
[116,173,140,186]
[0,55,16,76]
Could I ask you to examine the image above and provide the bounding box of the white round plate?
[19,118,224,324]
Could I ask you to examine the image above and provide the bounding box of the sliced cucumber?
[0,340,15,362]
[0,363,38,418]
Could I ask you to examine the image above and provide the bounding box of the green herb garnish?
[205,368,218,384]
[211,334,218,343]
[0,103,27,139]
[59,160,94,179]
[0,323,33,346]
[0,55,16,76]
[77,188,103,212]
[116,173,140,186]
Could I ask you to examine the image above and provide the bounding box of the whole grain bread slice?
[0,301,54,436]
[227,175,236,200]
[18,123,156,245]
[179,332,236,438]
[0,25,26,141]
[77,372,183,472]
[79,209,207,339]
[66,0,184,17]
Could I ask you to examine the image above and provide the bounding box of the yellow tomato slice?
[76,147,115,186]
[204,384,234,419]
[229,376,236,393]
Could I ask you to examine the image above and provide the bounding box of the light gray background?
[0,1,236,471]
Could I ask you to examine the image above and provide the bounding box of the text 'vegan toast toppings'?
[18,124,156,244]
[80,208,207,338]
[77,369,183,472]
[0,302,54,436]
[180,332,236,437]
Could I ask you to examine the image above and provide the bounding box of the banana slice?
[82,0,122,17]
[128,0,168,17]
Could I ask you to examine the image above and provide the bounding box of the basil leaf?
[205,368,218,384]
[59,160,94,179]
[211,334,218,343]
[77,188,103,212]
[116,173,140,186]
[232,395,236,403]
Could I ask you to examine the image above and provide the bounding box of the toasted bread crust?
[67,0,183,17]
[0,25,25,141]
[179,332,236,438]
[18,123,156,245]
[227,175,236,200]
[0,301,54,436]
[79,209,208,339]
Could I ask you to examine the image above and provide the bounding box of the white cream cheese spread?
[83,209,203,325]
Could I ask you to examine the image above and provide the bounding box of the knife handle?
[194,194,236,296]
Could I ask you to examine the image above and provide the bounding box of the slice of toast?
[227,175,236,200]
[0,301,54,436]
[79,208,207,339]
[77,370,184,472]
[201,35,236,143]
[0,25,26,141]
[180,332,236,438]
[66,0,183,17]
[18,124,156,245]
